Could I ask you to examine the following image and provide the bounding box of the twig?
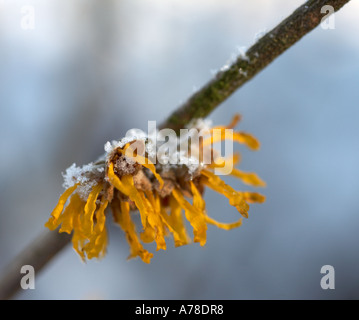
[160,0,351,131]
[0,0,351,300]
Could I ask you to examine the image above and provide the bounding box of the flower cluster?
[45,115,265,263]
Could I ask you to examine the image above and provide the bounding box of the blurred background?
[1,0,359,299]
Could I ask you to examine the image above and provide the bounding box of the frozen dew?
[239,68,248,77]
[254,29,268,43]
[236,46,250,62]
[62,162,105,201]
[220,64,230,72]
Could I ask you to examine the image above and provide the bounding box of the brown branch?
[0,0,352,300]
[160,0,351,131]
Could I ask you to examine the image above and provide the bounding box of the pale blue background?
[1,0,359,299]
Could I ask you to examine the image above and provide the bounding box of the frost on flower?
[45,114,266,263]
[62,163,105,201]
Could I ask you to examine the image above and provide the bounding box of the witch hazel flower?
[45,114,266,263]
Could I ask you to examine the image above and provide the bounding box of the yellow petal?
[163,196,190,247]
[208,152,241,170]
[230,169,266,187]
[108,164,148,226]
[144,191,167,251]
[45,184,78,231]
[82,183,103,238]
[205,215,243,230]
[121,175,149,228]
[71,212,86,261]
[232,153,241,165]
[233,132,260,150]
[140,224,156,243]
[159,205,189,247]
[112,199,153,263]
[209,153,261,188]
[203,129,260,151]
[83,197,109,259]
[189,182,207,245]
[190,182,205,212]
[172,187,207,246]
[229,114,241,128]
[201,169,249,218]
[94,229,108,259]
[86,229,108,260]
[107,163,129,195]
[58,193,84,234]
[94,198,108,233]
[243,192,266,203]
[212,114,241,130]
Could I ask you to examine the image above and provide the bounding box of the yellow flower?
[45,115,265,263]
